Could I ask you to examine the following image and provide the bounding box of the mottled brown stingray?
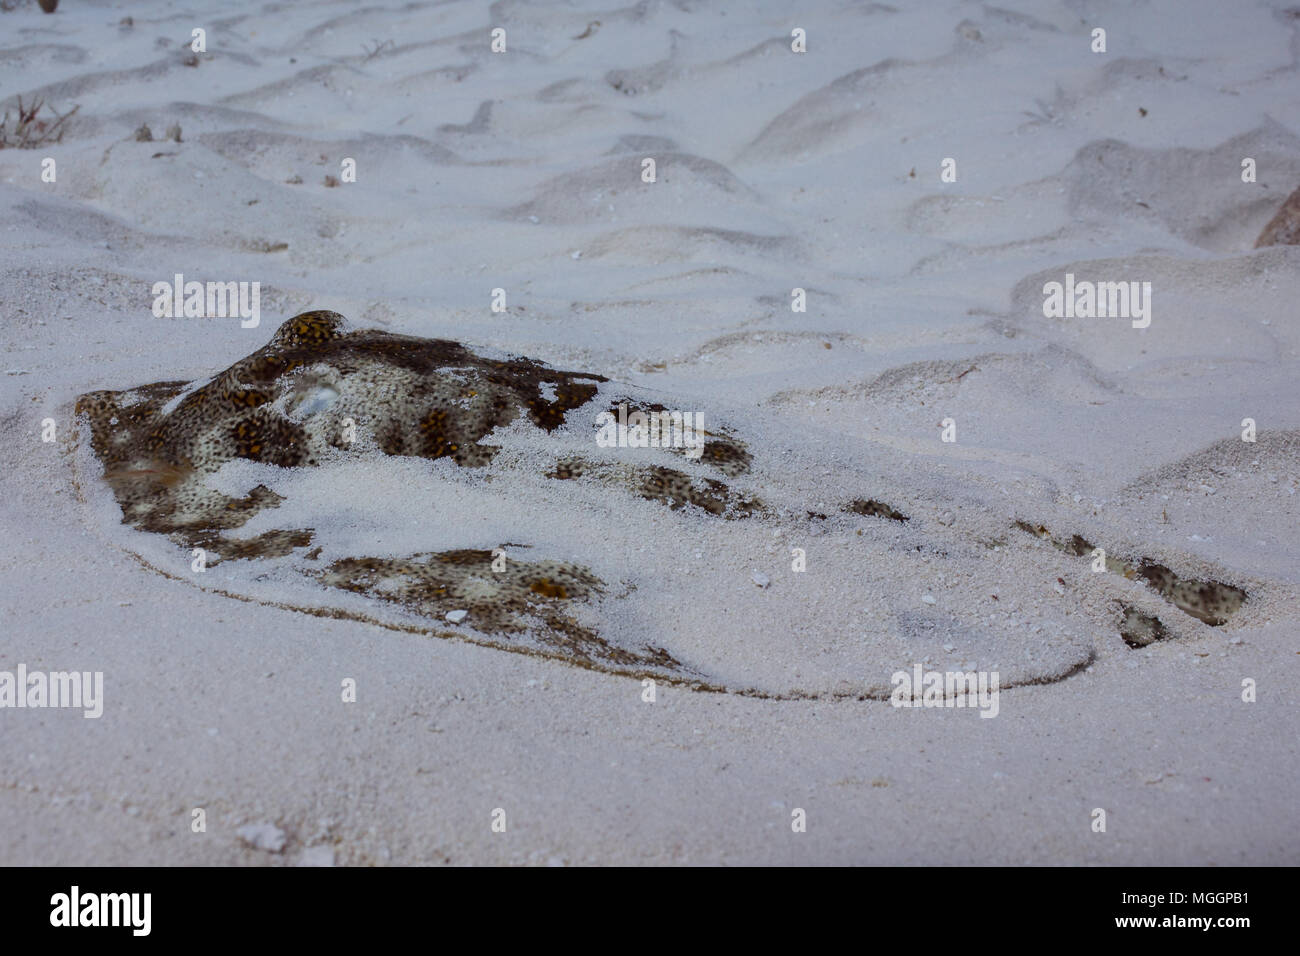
[74,312,1250,691]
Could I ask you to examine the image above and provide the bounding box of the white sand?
[1,0,1297,864]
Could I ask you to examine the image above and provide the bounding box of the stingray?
[72,312,1252,697]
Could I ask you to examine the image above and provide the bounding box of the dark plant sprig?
[0,95,79,149]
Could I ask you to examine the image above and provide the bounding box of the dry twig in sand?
[0,96,79,149]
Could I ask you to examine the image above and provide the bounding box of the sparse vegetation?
[0,96,78,149]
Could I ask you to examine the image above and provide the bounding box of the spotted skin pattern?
[77,311,609,540]
[74,312,1249,686]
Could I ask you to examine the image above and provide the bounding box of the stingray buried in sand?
[73,312,1254,697]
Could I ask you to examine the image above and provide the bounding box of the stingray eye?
[292,385,340,417]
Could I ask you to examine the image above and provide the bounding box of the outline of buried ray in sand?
[68,308,1261,698]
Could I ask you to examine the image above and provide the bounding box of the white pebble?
[445,609,468,624]
[237,823,286,853]
[921,594,936,605]
[751,571,770,588]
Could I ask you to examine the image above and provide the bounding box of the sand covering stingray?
[74,313,1254,697]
